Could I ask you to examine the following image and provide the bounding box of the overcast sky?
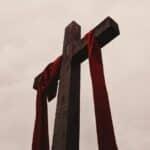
[0,0,150,149]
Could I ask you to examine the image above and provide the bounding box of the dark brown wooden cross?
[33,17,120,150]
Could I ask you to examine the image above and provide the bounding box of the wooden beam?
[72,17,120,63]
[52,21,81,150]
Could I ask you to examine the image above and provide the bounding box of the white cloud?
[0,0,150,149]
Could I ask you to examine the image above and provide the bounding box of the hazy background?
[0,0,150,149]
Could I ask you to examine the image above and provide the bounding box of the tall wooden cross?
[32,17,120,150]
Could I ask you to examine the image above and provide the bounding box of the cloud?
[0,0,150,150]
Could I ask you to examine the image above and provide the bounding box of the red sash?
[85,32,118,150]
[32,56,62,150]
[32,33,118,150]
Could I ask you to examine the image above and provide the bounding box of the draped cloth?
[32,56,62,150]
[32,32,118,150]
[85,32,118,150]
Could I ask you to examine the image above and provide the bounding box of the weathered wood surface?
[52,21,81,150]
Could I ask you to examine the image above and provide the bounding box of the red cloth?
[32,32,118,150]
[85,32,118,150]
[32,56,62,150]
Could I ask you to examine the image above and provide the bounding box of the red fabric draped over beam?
[32,56,62,150]
[32,32,118,150]
[85,32,118,150]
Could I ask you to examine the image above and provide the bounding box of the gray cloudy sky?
[0,0,150,149]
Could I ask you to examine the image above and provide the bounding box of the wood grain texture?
[52,21,81,150]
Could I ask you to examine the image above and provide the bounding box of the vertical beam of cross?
[52,22,81,150]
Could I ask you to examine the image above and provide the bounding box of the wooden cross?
[33,17,120,150]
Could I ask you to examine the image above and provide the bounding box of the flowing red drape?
[32,32,118,150]
[85,32,118,150]
[32,57,62,150]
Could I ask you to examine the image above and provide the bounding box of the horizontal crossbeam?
[33,17,120,89]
